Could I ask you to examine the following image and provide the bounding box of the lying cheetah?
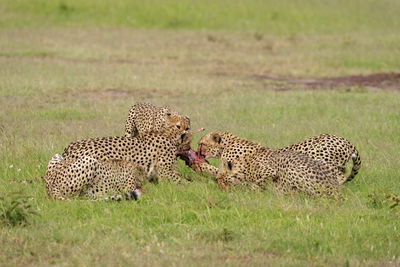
[62,127,193,184]
[193,132,261,176]
[278,134,361,182]
[195,132,361,184]
[44,154,149,200]
[125,102,190,137]
[217,149,342,196]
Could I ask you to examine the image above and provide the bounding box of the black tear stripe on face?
[180,134,186,142]
[227,161,233,171]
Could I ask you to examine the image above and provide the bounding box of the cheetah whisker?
[191,128,205,135]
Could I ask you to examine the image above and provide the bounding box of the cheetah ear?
[227,161,233,171]
[212,133,222,144]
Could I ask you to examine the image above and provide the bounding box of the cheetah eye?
[166,113,171,116]
[185,127,190,131]
[176,125,181,129]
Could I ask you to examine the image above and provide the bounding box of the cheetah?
[217,148,342,196]
[195,132,361,184]
[278,134,361,182]
[124,102,206,169]
[43,154,150,200]
[192,132,260,175]
[193,132,265,176]
[124,102,190,138]
[61,127,193,184]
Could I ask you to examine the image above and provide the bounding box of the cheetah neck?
[219,132,261,147]
[153,108,166,129]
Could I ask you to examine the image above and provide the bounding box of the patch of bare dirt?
[253,72,400,91]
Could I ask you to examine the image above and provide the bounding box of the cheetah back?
[44,155,146,200]
[62,129,189,183]
[124,102,190,137]
[217,149,342,196]
[278,134,361,182]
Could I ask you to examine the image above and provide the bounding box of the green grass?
[1,1,400,266]
[2,0,400,35]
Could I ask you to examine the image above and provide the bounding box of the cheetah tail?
[347,149,361,182]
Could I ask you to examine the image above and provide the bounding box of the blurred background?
[1,1,399,266]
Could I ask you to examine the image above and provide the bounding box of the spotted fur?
[278,134,361,182]
[61,127,192,185]
[217,148,342,196]
[197,132,360,184]
[43,154,150,200]
[124,102,190,138]
[195,132,261,176]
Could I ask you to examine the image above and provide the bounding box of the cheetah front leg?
[157,159,185,184]
[215,171,243,189]
[215,173,230,189]
[158,167,184,184]
[193,162,219,176]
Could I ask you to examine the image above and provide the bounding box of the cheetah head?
[197,132,224,159]
[162,126,194,154]
[160,106,191,133]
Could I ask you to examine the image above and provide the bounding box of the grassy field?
[1,1,400,266]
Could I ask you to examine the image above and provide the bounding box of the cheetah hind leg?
[102,189,142,201]
[124,188,142,200]
[86,187,143,201]
[337,170,347,185]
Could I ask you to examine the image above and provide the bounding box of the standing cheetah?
[124,102,190,137]
[124,102,206,169]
